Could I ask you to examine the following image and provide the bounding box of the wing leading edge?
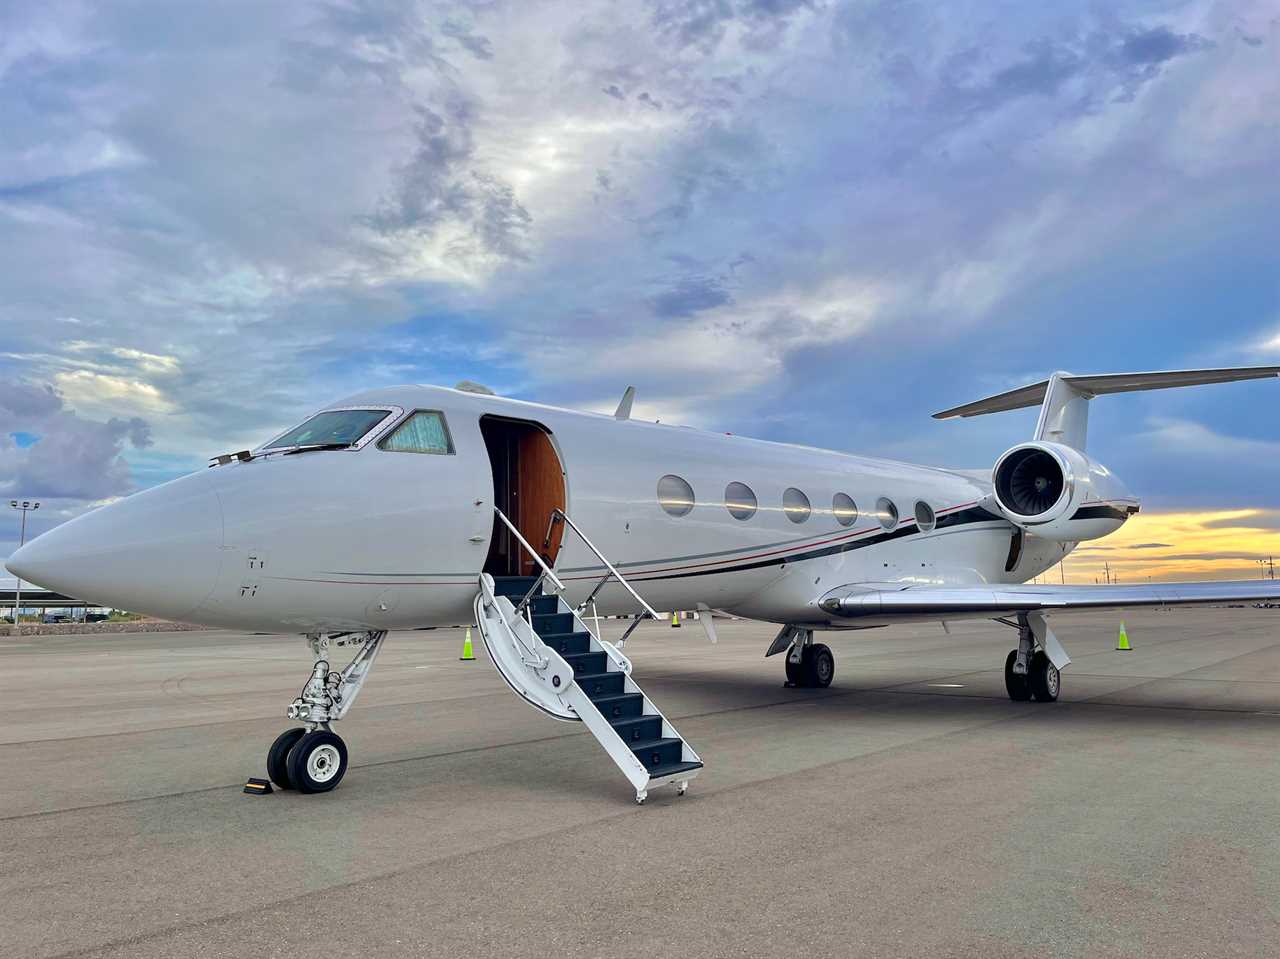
[820,580,1280,622]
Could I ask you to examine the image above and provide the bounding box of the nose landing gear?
[265,630,386,794]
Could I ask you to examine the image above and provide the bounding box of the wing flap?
[821,580,1280,621]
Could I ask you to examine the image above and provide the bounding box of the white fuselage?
[10,385,1076,633]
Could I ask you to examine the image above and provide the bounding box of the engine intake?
[991,442,1137,542]
[995,447,1066,517]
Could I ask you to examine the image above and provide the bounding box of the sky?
[2,0,1279,585]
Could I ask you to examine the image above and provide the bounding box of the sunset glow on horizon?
[1058,508,1280,584]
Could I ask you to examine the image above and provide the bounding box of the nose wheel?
[267,727,349,793]
[267,727,306,789]
[287,729,349,792]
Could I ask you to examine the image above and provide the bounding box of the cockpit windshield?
[262,409,392,450]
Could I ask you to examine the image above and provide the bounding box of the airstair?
[473,508,701,803]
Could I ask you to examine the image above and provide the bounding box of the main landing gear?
[783,628,835,689]
[1003,614,1061,703]
[266,630,387,794]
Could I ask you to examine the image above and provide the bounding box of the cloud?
[441,19,494,61]
[0,382,152,503]
[367,100,533,272]
[0,0,1276,545]
[929,24,1212,116]
[1119,26,1211,66]
[650,276,732,317]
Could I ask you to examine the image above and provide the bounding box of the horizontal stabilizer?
[933,367,1280,420]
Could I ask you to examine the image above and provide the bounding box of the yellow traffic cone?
[460,626,476,661]
[1116,622,1131,651]
[671,610,681,628]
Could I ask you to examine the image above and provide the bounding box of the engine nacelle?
[991,442,1139,542]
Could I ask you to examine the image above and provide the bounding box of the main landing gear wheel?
[806,643,835,688]
[785,655,803,686]
[788,643,835,688]
[1028,650,1060,703]
[267,727,307,789]
[1004,650,1032,702]
[286,729,349,794]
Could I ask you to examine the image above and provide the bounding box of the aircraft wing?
[819,580,1280,622]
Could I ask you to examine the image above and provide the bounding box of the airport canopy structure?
[1,589,92,609]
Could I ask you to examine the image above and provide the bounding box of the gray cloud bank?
[0,383,151,501]
[0,0,1277,530]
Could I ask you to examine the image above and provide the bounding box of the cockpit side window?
[263,409,392,450]
[378,410,454,455]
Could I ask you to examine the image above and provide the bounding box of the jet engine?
[990,441,1139,542]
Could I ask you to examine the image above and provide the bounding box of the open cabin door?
[480,416,567,577]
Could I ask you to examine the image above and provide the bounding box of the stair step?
[532,612,574,635]
[610,715,663,744]
[591,692,644,721]
[530,595,561,615]
[645,760,703,781]
[576,671,625,698]
[540,632,591,656]
[632,737,684,770]
[481,573,701,798]
[562,651,607,675]
[492,576,540,599]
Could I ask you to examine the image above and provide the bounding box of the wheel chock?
[243,777,274,795]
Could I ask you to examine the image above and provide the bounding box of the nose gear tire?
[267,727,307,789]
[286,729,349,793]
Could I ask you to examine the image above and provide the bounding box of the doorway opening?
[480,416,567,578]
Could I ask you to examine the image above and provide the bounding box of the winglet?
[614,386,636,420]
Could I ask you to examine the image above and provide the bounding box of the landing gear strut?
[1004,614,1061,703]
[783,629,835,688]
[266,630,387,793]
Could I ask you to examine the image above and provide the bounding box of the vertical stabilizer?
[1033,373,1089,450]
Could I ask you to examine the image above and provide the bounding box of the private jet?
[9,367,1280,802]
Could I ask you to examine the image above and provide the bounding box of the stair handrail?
[494,506,566,597]
[477,573,548,669]
[550,508,660,621]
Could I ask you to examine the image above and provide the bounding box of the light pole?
[8,500,40,632]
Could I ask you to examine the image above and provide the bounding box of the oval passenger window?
[657,474,696,517]
[725,482,758,520]
[783,487,812,524]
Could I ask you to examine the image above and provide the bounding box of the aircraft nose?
[5,472,224,622]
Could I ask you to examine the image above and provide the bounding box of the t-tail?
[933,366,1280,543]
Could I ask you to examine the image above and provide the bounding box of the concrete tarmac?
[3,608,1280,958]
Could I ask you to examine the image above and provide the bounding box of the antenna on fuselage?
[614,386,636,420]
